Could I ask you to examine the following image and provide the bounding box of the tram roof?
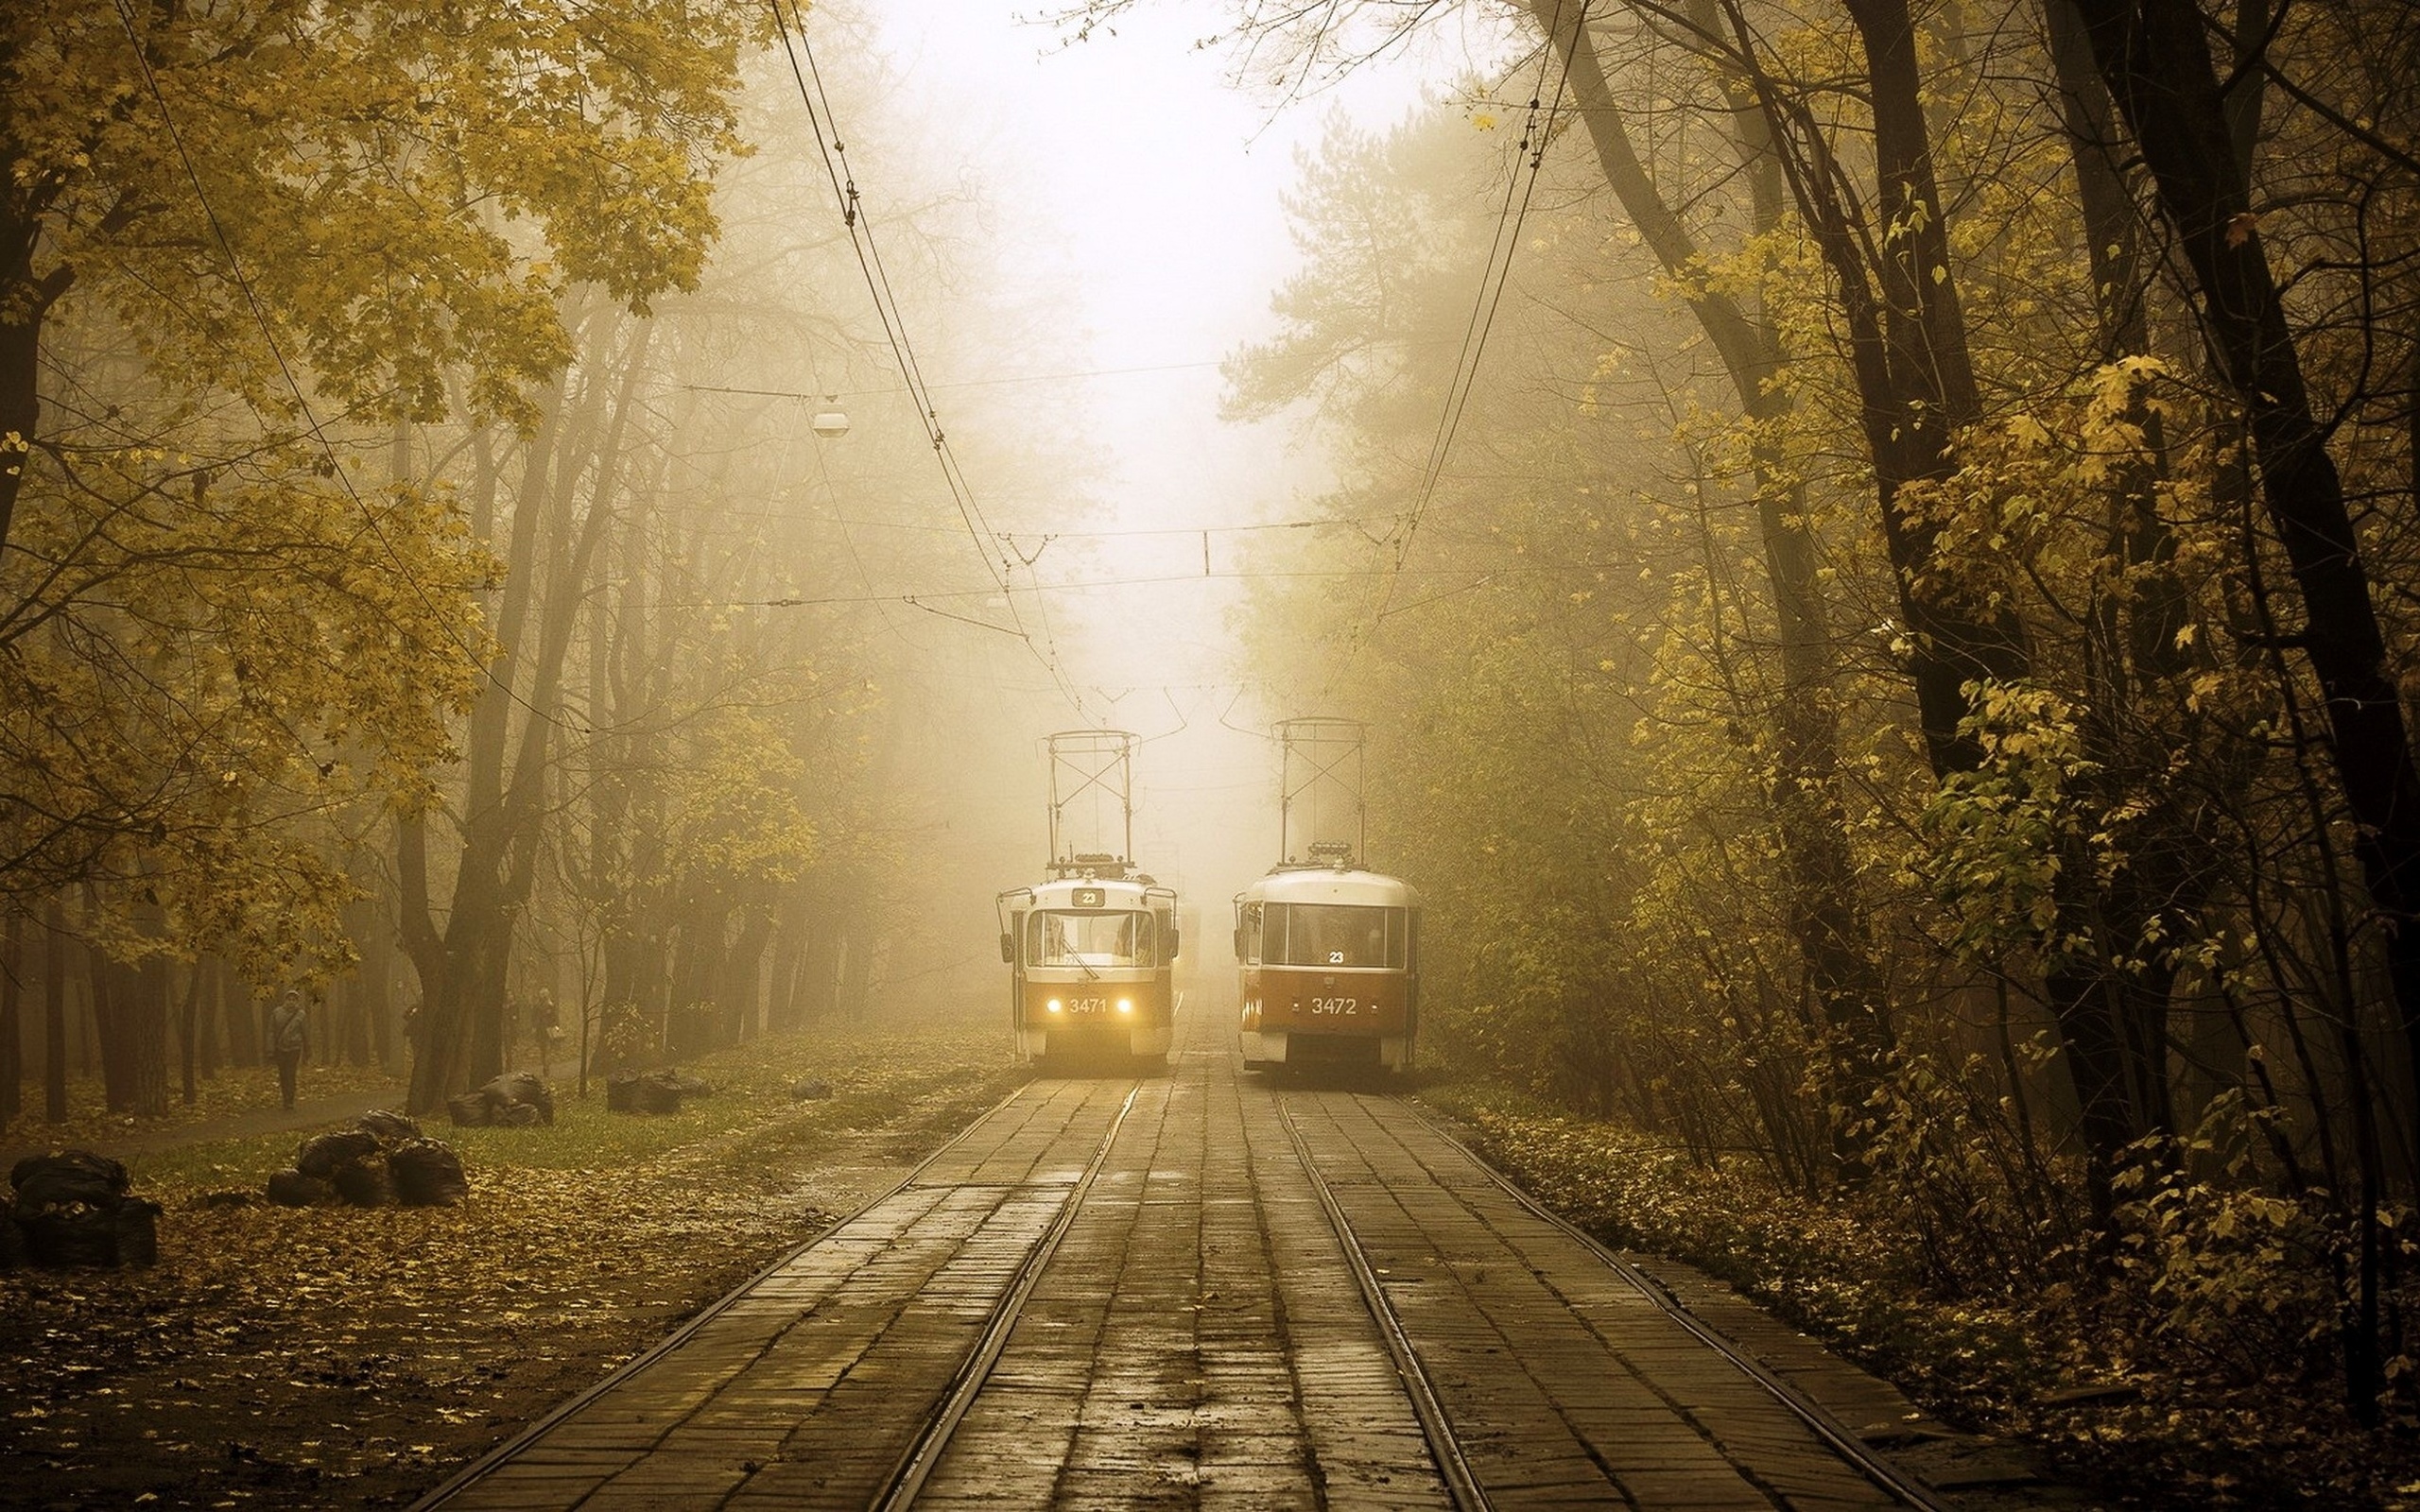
[1004,874,1171,906]
[1236,867,1419,907]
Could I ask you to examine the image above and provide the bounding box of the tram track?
[1274,1091,1494,1512]
[408,1077,1045,1511]
[1406,1098,1956,1512]
[1289,1085,1957,1512]
[414,1031,1970,1511]
[415,1075,1143,1512]
[870,1083,1142,1510]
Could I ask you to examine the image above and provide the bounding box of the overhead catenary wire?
[680,333,1466,404]
[644,558,1610,613]
[764,0,1089,717]
[1356,1,1589,647]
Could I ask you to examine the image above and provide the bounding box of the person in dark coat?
[269,988,310,1110]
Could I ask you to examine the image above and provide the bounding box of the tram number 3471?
[1309,997,1360,1016]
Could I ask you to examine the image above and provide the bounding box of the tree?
[0,0,764,1111]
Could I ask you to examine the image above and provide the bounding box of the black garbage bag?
[12,1152,156,1267]
[331,1159,393,1208]
[296,1129,381,1179]
[355,1109,422,1144]
[439,1074,552,1126]
[389,1140,468,1207]
[11,1150,130,1211]
[467,1072,554,1125]
[266,1169,334,1207]
[608,1069,683,1115]
[24,1208,116,1266]
[112,1199,161,1267]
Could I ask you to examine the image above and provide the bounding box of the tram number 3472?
[1309,997,1360,1016]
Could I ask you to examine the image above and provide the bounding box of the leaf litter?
[0,1026,1022,1508]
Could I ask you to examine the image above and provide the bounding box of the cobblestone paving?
[425,1011,1985,1510]
[1281,1091,1905,1510]
[914,1012,1443,1509]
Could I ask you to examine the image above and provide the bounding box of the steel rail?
[1274,1093,1494,1512]
[409,1076,1046,1510]
[871,1081,1144,1510]
[1393,1096,1957,1512]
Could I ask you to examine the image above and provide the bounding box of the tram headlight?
[1116,997,1133,1015]
[1046,997,1063,1014]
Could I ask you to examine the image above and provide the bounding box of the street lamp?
[809,396,850,438]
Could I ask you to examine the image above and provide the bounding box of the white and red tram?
[1235,855,1420,1074]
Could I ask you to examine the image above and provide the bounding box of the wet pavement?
[419,1012,2028,1510]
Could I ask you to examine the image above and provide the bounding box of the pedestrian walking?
[269,988,309,1110]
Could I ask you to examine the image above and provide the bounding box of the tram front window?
[1028,910,1154,967]
[1270,904,1403,969]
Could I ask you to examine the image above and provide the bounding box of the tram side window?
[1240,902,1263,964]
[1027,910,1155,967]
[1270,904,1404,969]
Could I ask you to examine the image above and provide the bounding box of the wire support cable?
[764,0,1089,716]
[1356,0,1588,649]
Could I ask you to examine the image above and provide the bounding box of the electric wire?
[788,27,1084,705]
[764,0,1088,716]
[108,0,579,735]
[680,334,1461,403]
[646,558,1593,612]
[1357,3,1588,645]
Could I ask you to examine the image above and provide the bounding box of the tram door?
[1003,907,1026,1031]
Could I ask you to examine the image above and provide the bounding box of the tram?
[996,730,1181,1070]
[1236,719,1421,1074]
[998,863,1179,1067]
[1236,845,1420,1072]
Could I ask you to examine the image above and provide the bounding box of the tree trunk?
[837,918,880,1024]
[2068,0,2420,1201]
[1700,0,2187,1216]
[1543,0,1894,1172]
[90,948,130,1112]
[401,321,648,1112]
[225,973,260,1068]
[798,922,842,1025]
[0,213,72,558]
[765,895,810,1035]
[128,954,169,1118]
[178,961,201,1106]
[43,897,66,1122]
[720,904,775,1045]
[197,958,222,1081]
[0,909,21,1125]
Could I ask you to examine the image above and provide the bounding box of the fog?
[750,2,1507,1019]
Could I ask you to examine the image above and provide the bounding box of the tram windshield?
[1257,903,1407,969]
[1028,910,1155,968]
